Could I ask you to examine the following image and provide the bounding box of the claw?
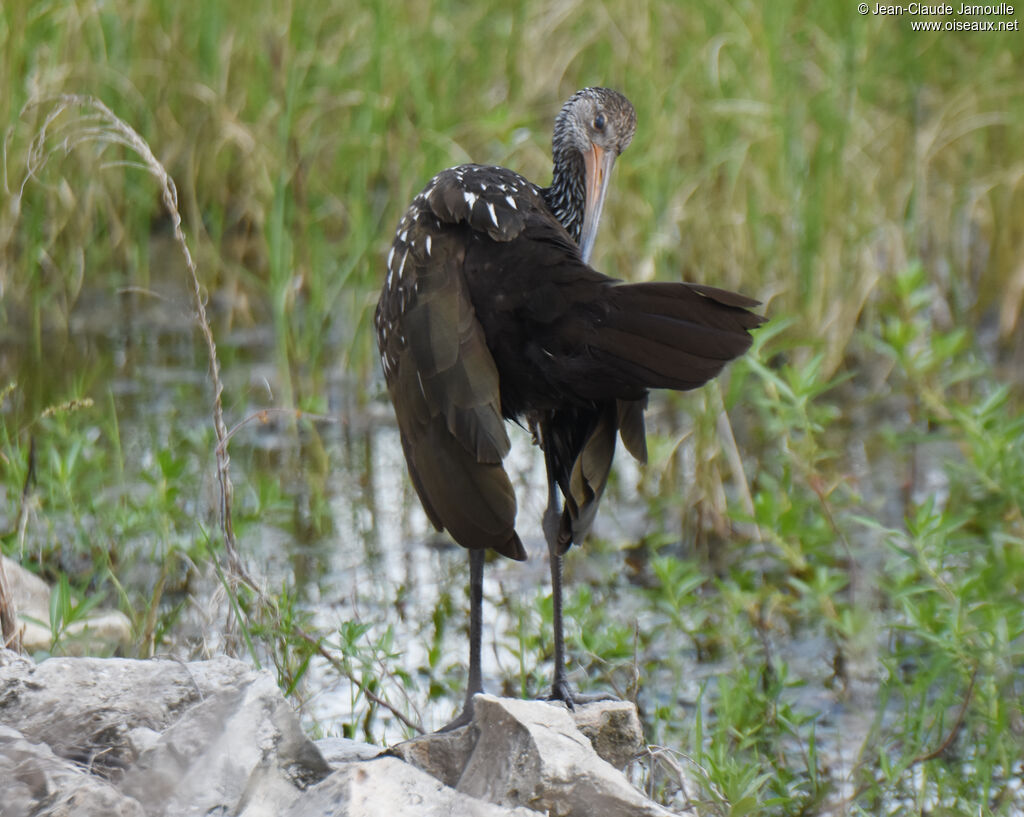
[544,682,620,710]
[438,699,475,732]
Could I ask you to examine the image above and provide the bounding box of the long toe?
[438,700,476,732]
[544,682,621,710]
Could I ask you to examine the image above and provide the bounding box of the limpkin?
[375,88,763,729]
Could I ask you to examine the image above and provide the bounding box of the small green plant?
[46,572,107,654]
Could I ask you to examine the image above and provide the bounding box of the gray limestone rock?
[391,694,675,817]
[0,724,145,817]
[0,651,686,816]
[570,699,645,770]
[289,755,537,817]
[0,650,327,817]
[315,736,384,765]
[2,556,131,654]
[0,650,260,778]
[118,670,329,815]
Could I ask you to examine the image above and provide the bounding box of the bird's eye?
[592,113,606,132]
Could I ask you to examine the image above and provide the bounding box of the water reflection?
[3,276,568,736]
[314,394,558,734]
[3,275,943,774]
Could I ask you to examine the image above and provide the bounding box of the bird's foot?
[437,706,473,733]
[544,680,619,711]
[437,693,479,732]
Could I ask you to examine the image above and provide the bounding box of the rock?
[386,716,480,787]
[1,556,132,654]
[0,650,261,776]
[289,755,537,817]
[316,736,384,765]
[118,671,330,816]
[0,650,328,817]
[0,651,683,816]
[570,699,645,770]
[0,724,145,817]
[1,556,50,612]
[387,697,646,785]
[391,694,676,817]
[55,610,134,656]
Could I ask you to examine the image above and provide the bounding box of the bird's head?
[552,88,637,263]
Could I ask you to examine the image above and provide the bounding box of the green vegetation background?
[2,1,1023,814]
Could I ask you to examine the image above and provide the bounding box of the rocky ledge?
[0,649,686,816]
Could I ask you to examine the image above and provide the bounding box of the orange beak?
[578,143,617,264]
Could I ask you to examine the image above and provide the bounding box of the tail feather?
[607,311,754,360]
[544,279,762,553]
[620,281,762,313]
[589,327,735,391]
[609,282,763,336]
[571,280,764,396]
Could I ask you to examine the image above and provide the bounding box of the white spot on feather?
[397,249,408,280]
[464,191,478,210]
[425,235,432,255]
[505,196,517,210]
[487,202,499,228]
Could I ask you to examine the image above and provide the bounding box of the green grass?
[3,0,1024,814]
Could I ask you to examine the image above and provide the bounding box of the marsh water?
[3,253,959,806]
[6,265,644,728]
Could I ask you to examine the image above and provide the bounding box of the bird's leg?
[547,522,574,706]
[466,545,485,704]
[540,419,620,711]
[539,420,574,707]
[439,547,485,732]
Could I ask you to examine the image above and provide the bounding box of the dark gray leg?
[439,547,485,731]
[540,422,573,705]
[540,420,617,709]
[547,528,573,704]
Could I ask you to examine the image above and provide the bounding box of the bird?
[375,87,764,730]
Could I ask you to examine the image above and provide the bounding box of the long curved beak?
[578,143,618,265]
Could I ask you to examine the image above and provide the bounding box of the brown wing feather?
[426,165,543,243]
[563,403,617,550]
[376,171,529,561]
[616,398,648,463]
